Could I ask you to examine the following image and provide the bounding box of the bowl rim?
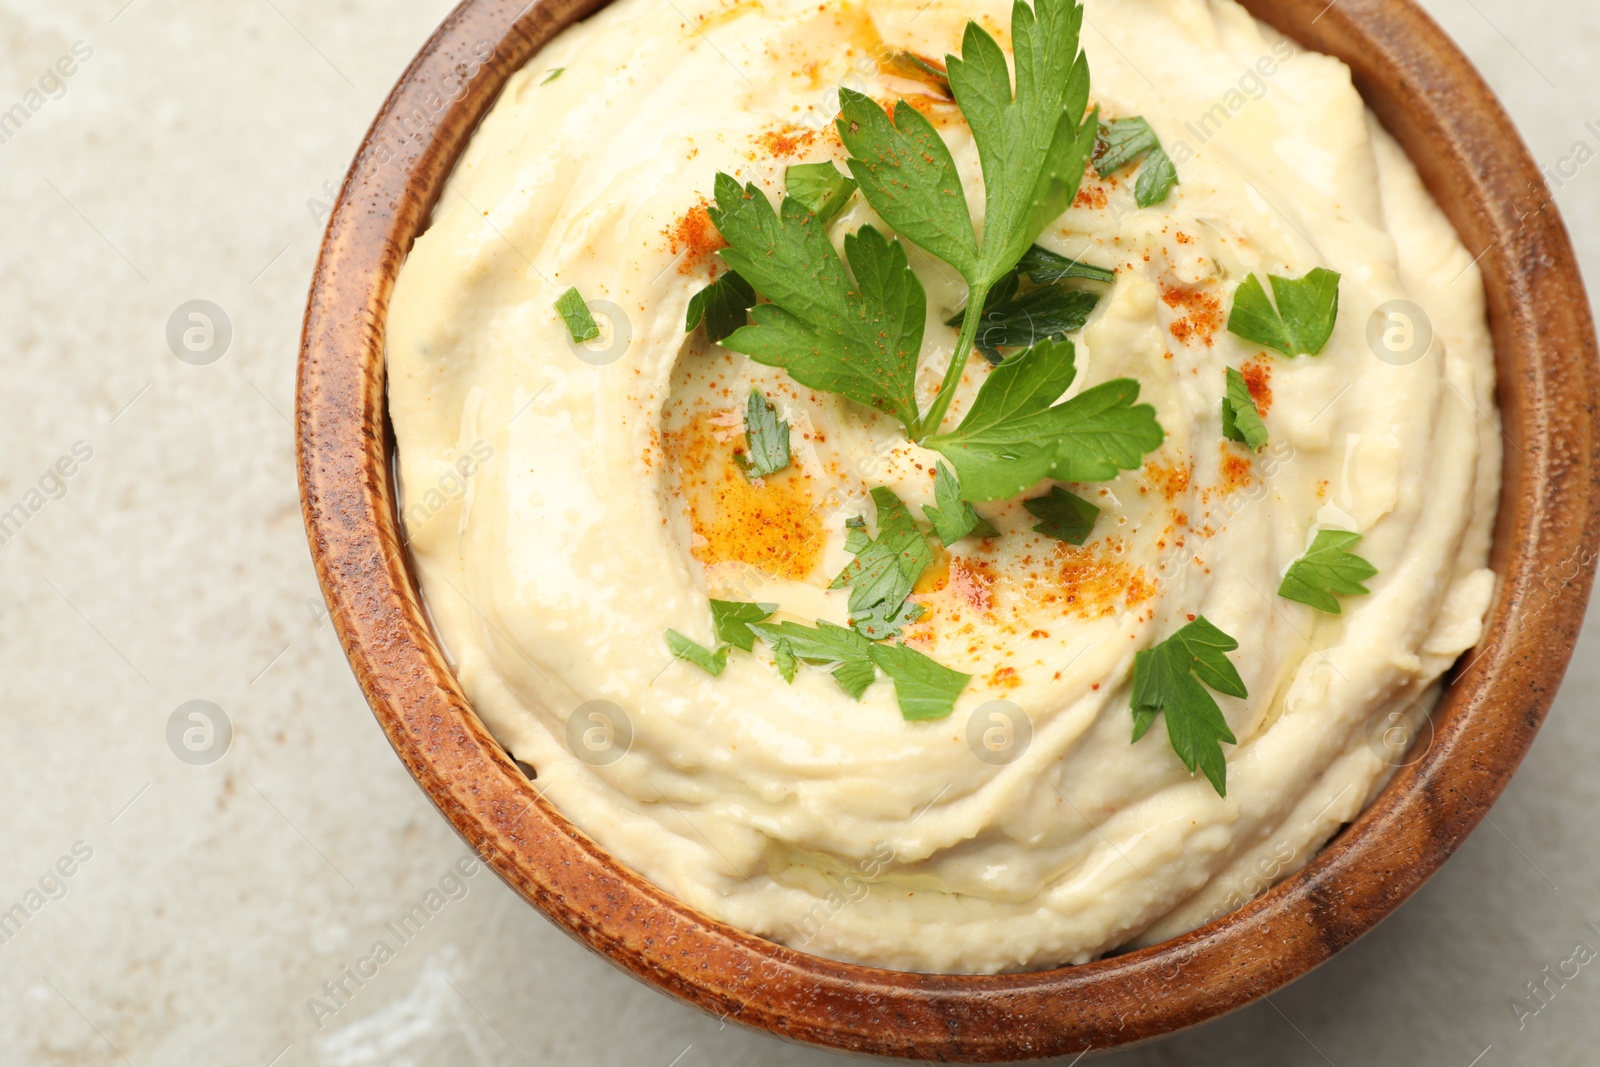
[296,0,1600,1057]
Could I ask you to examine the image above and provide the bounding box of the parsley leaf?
[1093,117,1179,208]
[1017,244,1116,284]
[1221,367,1268,451]
[923,462,999,545]
[738,389,790,478]
[555,287,599,343]
[773,638,798,683]
[926,338,1164,501]
[868,642,971,721]
[708,599,777,652]
[665,629,728,676]
[830,487,934,640]
[1024,484,1100,544]
[1278,530,1378,614]
[1134,147,1178,208]
[1130,616,1245,796]
[951,284,1101,361]
[685,270,756,343]
[839,0,1098,437]
[836,89,978,283]
[1094,117,1159,176]
[711,174,923,434]
[748,620,877,699]
[785,161,857,222]
[1226,268,1341,357]
[843,515,871,554]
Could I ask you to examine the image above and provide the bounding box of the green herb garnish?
[836,0,1099,438]
[923,462,999,545]
[685,270,756,343]
[1017,244,1117,285]
[1024,485,1100,544]
[947,279,1101,362]
[1093,116,1179,208]
[748,620,877,699]
[1221,367,1268,451]
[541,67,564,85]
[748,620,969,719]
[1226,268,1341,357]
[924,337,1163,502]
[1131,616,1245,796]
[785,161,858,222]
[1278,531,1377,614]
[830,488,933,641]
[773,639,798,683]
[737,389,790,478]
[665,629,728,676]
[868,642,971,721]
[555,287,599,343]
[712,177,924,434]
[708,599,778,651]
[703,0,1161,516]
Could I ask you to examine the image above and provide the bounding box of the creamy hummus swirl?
[387,0,1500,972]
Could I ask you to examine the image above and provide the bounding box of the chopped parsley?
[1024,484,1100,544]
[540,67,564,85]
[772,638,798,683]
[708,599,777,651]
[748,619,877,699]
[868,641,971,721]
[1093,117,1178,208]
[685,270,756,343]
[665,629,728,676]
[785,161,857,221]
[1278,530,1377,614]
[1131,616,1246,796]
[923,462,999,545]
[1221,367,1268,451]
[747,620,969,719]
[555,287,599,343]
[737,389,790,478]
[1226,268,1341,357]
[830,488,933,641]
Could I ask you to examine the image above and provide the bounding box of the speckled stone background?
[0,1,1595,1064]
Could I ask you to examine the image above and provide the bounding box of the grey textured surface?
[0,1,1594,1064]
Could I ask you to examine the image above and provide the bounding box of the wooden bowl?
[297,0,1600,1056]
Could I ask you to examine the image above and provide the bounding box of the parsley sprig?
[705,0,1163,512]
[838,0,1099,438]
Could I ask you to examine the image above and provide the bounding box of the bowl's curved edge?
[295,0,1600,1059]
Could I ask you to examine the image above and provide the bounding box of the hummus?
[387,0,1500,973]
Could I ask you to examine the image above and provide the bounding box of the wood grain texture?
[296,0,1600,1057]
